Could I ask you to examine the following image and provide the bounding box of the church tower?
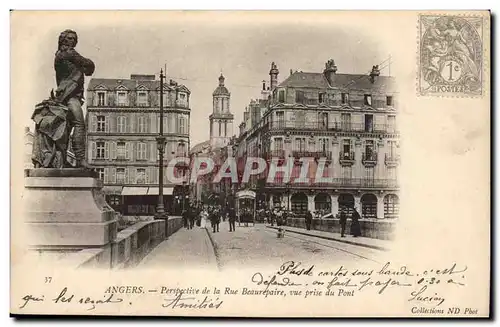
[209,73,234,149]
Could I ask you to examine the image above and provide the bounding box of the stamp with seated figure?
[418,14,484,97]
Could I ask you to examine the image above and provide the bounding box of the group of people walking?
[182,203,237,233]
[305,205,362,237]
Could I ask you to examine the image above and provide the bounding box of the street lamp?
[155,68,168,235]
[182,180,187,212]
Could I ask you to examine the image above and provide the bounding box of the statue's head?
[58,29,78,49]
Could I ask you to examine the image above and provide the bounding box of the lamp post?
[286,181,291,212]
[155,69,168,237]
[182,180,187,212]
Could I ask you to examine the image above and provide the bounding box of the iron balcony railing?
[292,150,332,159]
[265,120,398,133]
[266,178,398,188]
[339,151,355,161]
[362,151,378,162]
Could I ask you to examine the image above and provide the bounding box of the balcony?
[265,149,286,160]
[264,121,398,134]
[266,178,398,189]
[362,151,378,167]
[385,153,400,167]
[339,151,355,166]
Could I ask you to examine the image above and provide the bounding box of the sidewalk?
[138,227,218,270]
[266,225,390,251]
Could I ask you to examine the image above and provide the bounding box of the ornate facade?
[86,74,191,215]
[234,61,400,219]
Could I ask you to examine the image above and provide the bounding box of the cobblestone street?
[139,221,385,270]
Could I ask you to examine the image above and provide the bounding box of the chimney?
[369,65,381,83]
[269,62,279,90]
[323,59,338,86]
[290,69,293,76]
[262,80,266,91]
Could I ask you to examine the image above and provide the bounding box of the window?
[275,111,285,128]
[179,93,186,104]
[224,121,227,136]
[278,90,285,103]
[274,138,283,151]
[96,168,105,181]
[117,92,127,106]
[97,116,106,132]
[138,116,147,133]
[364,94,372,106]
[319,138,329,153]
[365,114,374,132]
[96,142,105,159]
[97,92,105,106]
[137,142,147,160]
[116,168,126,184]
[388,140,397,158]
[319,92,326,104]
[365,140,375,159]
[342,139,352,159]
[108,195,120,207]
[295,138,306,152]
[319,112,328,129]
[177,143,186,156]
[179,117,186,134]
[386,96,393,107]
[117,142,126,159]
[136,168,146,184]
[384,194,399,219]
[295,90,305,104]
[117,116,126,133]
[341,113,351,130]
[341,93,349,104]
[137,91,148,106]
[387,115,396,133]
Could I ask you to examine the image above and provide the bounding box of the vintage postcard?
[10,10,491,317]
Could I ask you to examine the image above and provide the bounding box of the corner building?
[86,74,191,216]
[236,60,400,219]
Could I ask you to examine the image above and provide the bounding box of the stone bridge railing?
[61,216,183,269]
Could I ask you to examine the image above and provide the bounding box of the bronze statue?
[31,29,95,168]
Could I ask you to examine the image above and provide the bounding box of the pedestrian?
[305,210,313,230]
[189,206,195,229]
[182,208,189,229]
[339,207,347,237]
[228,207,236,232]
[350,206,362,237]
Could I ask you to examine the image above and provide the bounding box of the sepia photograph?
[10,10,491,317]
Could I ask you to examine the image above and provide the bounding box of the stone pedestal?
[23,168,117,250]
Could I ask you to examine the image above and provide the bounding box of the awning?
[147,187,174,196]
[236,189,256,199]
[121,187,149,196]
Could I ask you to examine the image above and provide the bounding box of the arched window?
[384,194,399,219]
[291,193,308,214]
[314,193,331,212]
[361,193,377,219]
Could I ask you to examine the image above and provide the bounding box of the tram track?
[263,228,382,264]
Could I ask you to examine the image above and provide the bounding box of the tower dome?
[212,73,230,96]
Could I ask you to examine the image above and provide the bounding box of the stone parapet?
[285,217,396,240]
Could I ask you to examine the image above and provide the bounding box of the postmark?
[418,14,484,97]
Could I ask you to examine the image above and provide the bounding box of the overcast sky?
[20,13,391,147]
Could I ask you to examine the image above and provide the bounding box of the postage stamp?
[418,14,484,97]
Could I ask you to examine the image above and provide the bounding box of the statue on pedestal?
[31,29,95,169]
